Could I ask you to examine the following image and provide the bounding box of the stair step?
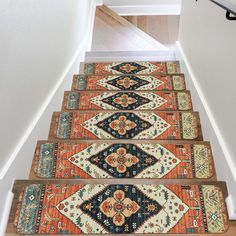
[31,140,215,179]
[93,6,168,52]
[85,50,176,62]
[49,111,202,141]
[81,61,180,75]
[6,51,234,235]
[9,180,228,234]
[62,91,192,111]
[72,74,186,91]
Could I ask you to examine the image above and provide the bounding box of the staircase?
[92,5,168,51]
[6,58,232,235]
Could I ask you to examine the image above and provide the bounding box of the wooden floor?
[6,224,236,236]
[123,15,180,50]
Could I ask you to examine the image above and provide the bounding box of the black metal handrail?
[196,0,236,20]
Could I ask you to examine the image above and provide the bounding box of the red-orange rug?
[83,61,180,75]
[63,91,192,111]
[15,183,227,234]
[33,141,214,179]
[72,74,186,91]
[50,111,202,140]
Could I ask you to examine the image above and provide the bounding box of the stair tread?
[72,74,186,91]
[8,180,228,234]
[49,111,203,141]
[85,50,176,62]
[6,55,232,235]
[81,61,180,75]
[31,140,215,180]
[62,90,192,111]
[85,50,176,57]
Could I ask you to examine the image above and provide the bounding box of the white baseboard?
[108,5,181,16]
[175,41,236,219]
[95,0,103,6]
[226,195,236,220]
[0,191,14,236]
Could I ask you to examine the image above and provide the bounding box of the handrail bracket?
[226,11,236,20]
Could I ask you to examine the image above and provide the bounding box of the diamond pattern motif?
[80,185,162,233]
[96,112,152,139]
[104,62,160,75]
[100,92,151,110]
[106,75,150,90]
[88,144,158,178]
[96,75,167,91]
[56,184,190,234]
[89,92,168,110]
[14,183,228,234]
[110,62,148,74]
[80,112,173,140]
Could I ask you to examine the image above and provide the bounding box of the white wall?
[0,0,97,233]
[226,0,236,6]
[178,0,236,218]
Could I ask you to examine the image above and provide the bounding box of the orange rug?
[72,74,186,91]
[15,183,227,234]
[33,141,214,179]
[50,111,202,140]
[83,61,180,75]
[63,91,192,111]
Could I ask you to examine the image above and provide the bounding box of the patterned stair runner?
[83,61,180,75]
[32,141,214,179]
[14,182,228,234]
[72,74,186,91]
[62,91,192,111]
[49,111,202,140]
[7,60,229,235]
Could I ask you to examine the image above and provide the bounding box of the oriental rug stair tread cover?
[83,61,180,75]
[50,111,202,140]
[33,141,214,179]
[9,56,229,236]
[72,74,186,91]
[14,183,228,234]
[63,91,192,111]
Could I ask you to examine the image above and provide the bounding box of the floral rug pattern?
[64,91,192,111]
[53,112,201,140]
[15,184,227,234]
[73,74,186,91]
[84,62,180,75]
[34,142,213,179]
